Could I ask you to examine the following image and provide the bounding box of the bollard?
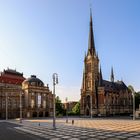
[72,120,74,125]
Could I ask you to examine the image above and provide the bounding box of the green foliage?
[55,96,65,116]
[128,85,135,93]
[72,102,80,115]
[68,111,77,116]
[128,85,140,109]
[135,92,140,109]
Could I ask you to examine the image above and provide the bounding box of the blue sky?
[0,0,140,102]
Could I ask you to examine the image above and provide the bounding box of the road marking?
[7,127,26,135]
[14,127,44,140]
[15,127,43,136]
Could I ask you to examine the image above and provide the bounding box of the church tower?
[81,10,99,116]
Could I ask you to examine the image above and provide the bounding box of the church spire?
[111,67,114,82]
[81,68,85,90]
[88,8,96,55]
[99,65,103,86]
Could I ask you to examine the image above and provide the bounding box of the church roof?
[3,68,23,76]
[0,68,25,85]
[102,80,128,92]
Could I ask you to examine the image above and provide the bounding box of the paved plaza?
[8,118,140,140]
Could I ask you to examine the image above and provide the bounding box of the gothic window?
[86,95,90,108]
[86,63,91,73]
[87,81,91,89]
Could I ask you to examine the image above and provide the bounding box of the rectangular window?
[38,94,41,108]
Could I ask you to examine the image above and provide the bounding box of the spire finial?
[99,64,103,86]
[111,66,114,82]
[87,4,95,56]
[96,51,98,58]
[90,4,92,26]
[90,2,92,16]
[89,0,92,10]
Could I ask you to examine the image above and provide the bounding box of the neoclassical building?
[80,12,133,116]
[22,75,53,118]
[0,68,53,119]
[0,68,25,119]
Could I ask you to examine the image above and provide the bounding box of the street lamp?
[90,94,92,119]
[65,97,68,123]
[132,90,135,120]
[6,92,8,120]
[52,73,58,129]
[20,90,24,123]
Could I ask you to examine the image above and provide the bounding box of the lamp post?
[52,73,58,129]
[66,97,68,123]
[90,93,92,119]
[6,92,8,120]
[132,91,135,120]
[20,90,23,123]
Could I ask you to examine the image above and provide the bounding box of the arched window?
[86,95,90,108]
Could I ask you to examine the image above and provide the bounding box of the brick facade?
[80,12,132,117]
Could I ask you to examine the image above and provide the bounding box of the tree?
[128,85,135,93]
[135,92,140,109]
[72,102,80,115]
[128,85,140,109]
[55,96,65,116]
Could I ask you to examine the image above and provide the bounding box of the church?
[80,11,133,116]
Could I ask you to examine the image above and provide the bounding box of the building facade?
[22,75,53,118]
[80,12,133,116]
[0,69,53,119]
[0,69,25,119]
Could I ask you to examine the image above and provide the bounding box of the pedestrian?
[72,120,74,125]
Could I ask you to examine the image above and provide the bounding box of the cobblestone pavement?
[9,118,140,140]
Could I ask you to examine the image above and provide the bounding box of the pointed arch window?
[86,63,91,73]
[86,95,90,108]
